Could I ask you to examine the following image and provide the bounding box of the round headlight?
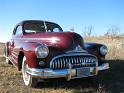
[100,45,108,55]
[35,45,49,58]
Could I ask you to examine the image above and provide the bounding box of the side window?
[14,26,23,35]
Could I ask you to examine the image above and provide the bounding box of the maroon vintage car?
[4,20,109,87]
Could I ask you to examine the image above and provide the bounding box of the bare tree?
[104,31,110,38]
[83,25,93,37]
[105,25,120,39]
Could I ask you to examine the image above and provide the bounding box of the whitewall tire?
[22,56,38,87]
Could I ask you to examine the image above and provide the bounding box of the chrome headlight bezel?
[35,45,49,58]
[100,45,108,56]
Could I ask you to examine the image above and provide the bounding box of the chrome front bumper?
[26,63,109,80]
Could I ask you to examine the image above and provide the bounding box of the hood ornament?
[75,45,83,51]
[66,45,87,53]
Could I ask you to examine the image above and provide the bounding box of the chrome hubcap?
[22,57,31,85]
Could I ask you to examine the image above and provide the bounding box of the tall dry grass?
[85,36,124,59]
[0,43,4,56]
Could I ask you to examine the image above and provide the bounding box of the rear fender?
[4,42,10,57]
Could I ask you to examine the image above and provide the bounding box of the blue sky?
[0,0,124,42]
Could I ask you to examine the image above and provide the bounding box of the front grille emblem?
[75,45,82,51]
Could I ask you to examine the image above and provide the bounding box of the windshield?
[45,22,63,32]
[24,21,63,33]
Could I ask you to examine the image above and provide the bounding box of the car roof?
[17,20,56,26]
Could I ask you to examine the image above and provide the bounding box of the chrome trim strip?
[60,59,63,69]
[57,59,59,69]
[71,57,74,64]
[68,57,71,65]
[12,51,18,56]
[12,52,18,59]
[76,57,78,64]
[11,56,17,64]
[7,57,18,69]
[73,57,76,64]
[63,58,66,68]
[13,37,60,41]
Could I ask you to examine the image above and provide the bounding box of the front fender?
[22,42,41,68]
[84,42,106,59]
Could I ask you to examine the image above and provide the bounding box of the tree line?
[70,25,121,39]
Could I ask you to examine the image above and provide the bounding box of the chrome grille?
[50,55,97,69]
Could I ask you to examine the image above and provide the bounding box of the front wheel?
[22,56,38,87]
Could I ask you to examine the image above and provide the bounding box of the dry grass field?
[0,37,124,93]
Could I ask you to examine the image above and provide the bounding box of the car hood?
[23,32,84,52]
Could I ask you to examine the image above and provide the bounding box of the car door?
[11,25,23,66]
